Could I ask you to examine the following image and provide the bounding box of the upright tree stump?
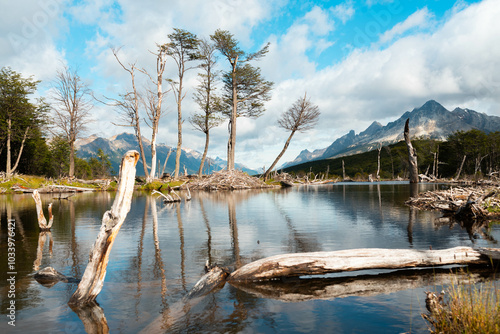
[404,118,419,183]
[69,150,139,306]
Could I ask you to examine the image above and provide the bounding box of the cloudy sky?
[2,0,499,171]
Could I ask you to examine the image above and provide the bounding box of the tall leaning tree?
[51,66,93,178]
[210,29,273,171]
[0,67,46,177]
[165,28,200,179]
[263,93,320,180]
[190,38,224,177]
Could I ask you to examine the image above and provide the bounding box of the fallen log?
[68,150,139,306]
[228,247,497,282]
[14,185,96,193]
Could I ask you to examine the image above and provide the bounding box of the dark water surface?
[1,182,499,333]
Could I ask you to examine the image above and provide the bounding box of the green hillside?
[281,130,500,180]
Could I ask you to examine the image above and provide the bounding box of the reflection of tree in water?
[175,202,187,291]
[33,231,53,271]
[435,216,498,244]
[273,193,321,253]
[151,197,169,310]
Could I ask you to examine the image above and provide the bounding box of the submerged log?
[229,247,495,281]
[68,150,139,306]
[33,266,78,288]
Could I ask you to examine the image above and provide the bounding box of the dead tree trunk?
[228,247,493,281]
[68,150,139,306]
[455,155,466,180]
[32,190,53,230]
[404,118,419,183]
[377,144,382,180]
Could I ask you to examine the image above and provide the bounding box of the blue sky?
[1,0,497,170]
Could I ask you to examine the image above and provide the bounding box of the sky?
[1,0,499,171]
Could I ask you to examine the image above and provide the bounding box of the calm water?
[1,182,499,333]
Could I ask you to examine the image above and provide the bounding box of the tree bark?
[68,150,139,306]
[229,247,493,281]
[404,118,419,183]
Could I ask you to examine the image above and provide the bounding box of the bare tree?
[110,47,149,178]
[130,44,170,183]
[51,66,93,178]
[165,28,200,179]
[190,39,223,177]
[263,93,320,180]
[211,29,273,170]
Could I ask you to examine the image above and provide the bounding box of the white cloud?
[378,7,434,45]
[331,0,355,24]
[2,0,499,171]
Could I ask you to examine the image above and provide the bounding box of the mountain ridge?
[283,100,500,168]
[75,133,258,176]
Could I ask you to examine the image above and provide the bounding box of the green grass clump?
[137,180,185,191]
[423,277,500,333]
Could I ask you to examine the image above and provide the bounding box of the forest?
[281,129,500,181]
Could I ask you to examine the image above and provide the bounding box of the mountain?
[283,100,500,168]
[75,132,258,176]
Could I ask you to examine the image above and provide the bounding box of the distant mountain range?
[75,133,258,176]
[283,100,500,168]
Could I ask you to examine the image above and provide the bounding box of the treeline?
[0,67,111,179]
[282,129,500,180]
[0,132,112,179]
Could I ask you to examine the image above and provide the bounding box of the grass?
[423,276,500,333]
[0,174,111,193]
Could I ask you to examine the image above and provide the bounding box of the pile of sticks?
[406,185,500,220]
[189,169,274,190]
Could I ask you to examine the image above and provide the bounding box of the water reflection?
[33,231,53,271]
[1,184,499,334]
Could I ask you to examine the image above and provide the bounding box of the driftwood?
[189,169,274,190]
[406,185,500,220]
[228,247,496,282]
[152,189,181,203]
[68,150,139,306]
[404,118,419,183]
[32,190,53,230]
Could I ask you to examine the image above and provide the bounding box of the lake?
[1,182,499,333]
